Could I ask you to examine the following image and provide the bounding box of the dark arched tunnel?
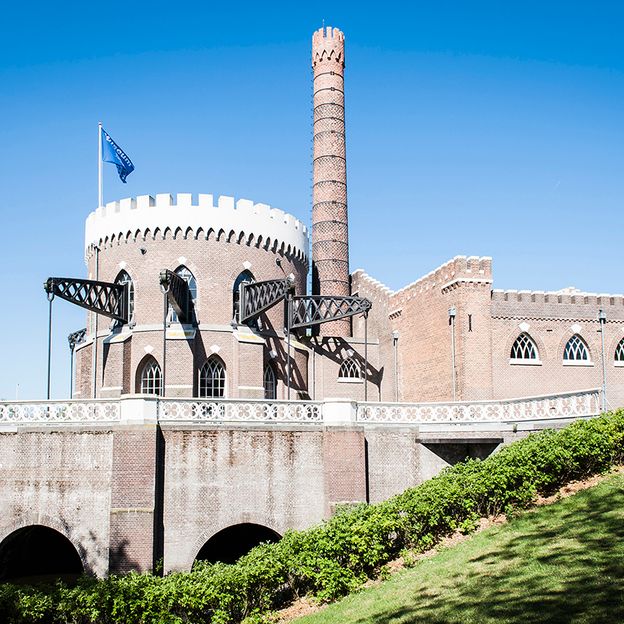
[195,522,281,564]
[0,525,83,583]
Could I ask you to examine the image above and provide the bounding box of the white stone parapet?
[85,193,309,262]
[0,390,601,428]
[0,399,121,428]
[357,389,601,426]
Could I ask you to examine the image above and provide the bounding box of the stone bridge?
[0,390,600,581]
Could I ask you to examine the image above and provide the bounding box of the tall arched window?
[139,357,162,395]
[169,265,197,323]
[339,357,361,379]
[563,335,590,362]
[115,270,135,324]
[199,356,226,398]
[510,333,538,361]
[233,270,255,323]
[263,363,277,399]
[615,338,624,363]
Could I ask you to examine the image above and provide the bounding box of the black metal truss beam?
[239,278,294,324]
[44,278,128,323]
[67,328,87,351]
[290,295,372,330]
[159,269,193,324]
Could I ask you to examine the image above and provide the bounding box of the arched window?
[115,270,134,324]
[233,270,255,323]
[339,357,361,379]
[169,265,197,323]
[139,357,162,395]
[199,356,226,398]
[563,335,590,362]
[510,333,538,360]
[263,363,277,399]
[615,338,624,362]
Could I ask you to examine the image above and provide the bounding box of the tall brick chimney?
[312,26,351,336]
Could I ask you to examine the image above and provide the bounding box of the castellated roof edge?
[351,269,393,296]
[85,193,309,260]
[312,25,345,67]
[492,287,624,306]
[312,26,345,44]
[392,255,493,300]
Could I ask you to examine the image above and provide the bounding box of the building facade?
[72,27,624,410]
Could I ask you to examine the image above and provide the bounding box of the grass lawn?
[293,473,624,624]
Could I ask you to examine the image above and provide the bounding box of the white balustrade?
[356,389,601,424]
[0,400,121,425]
[158,398,322,423]
[0,390,601,427]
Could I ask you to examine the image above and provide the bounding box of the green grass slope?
[294,473,624,624]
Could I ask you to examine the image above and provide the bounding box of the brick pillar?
[108,397,161,573]
[312,26,351,336]
[322,428,367,516]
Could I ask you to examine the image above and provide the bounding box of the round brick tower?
[74,193,309,400]
[312,26,351,336]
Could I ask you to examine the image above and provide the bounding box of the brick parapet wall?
[492,289,624,320]
[391,256,492,309]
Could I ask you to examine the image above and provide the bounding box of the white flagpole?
[98,121,103,207]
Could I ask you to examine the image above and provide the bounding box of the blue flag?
[101,128,135,183]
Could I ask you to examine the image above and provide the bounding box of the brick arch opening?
[0,525,83,583]
[194,523,281,565]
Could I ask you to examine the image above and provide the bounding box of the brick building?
[73,26,624,410]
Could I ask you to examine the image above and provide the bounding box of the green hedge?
[2,410,624,624]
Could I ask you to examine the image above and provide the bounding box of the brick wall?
[491,290,624,407]
[388,257,492,402]
[160,425,366,572]
[76,230,307,399]
[0,429,114,576]
[108,425,158,573]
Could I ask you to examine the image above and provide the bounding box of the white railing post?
[119,395,158,425]
[322,399,358,425]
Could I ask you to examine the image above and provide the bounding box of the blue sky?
[1,1,623,399]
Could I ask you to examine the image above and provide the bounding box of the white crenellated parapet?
[85,193,309,263]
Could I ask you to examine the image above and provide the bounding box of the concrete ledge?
[418,436,504,444]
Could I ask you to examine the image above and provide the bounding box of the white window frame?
[509,333,541,366]
[140,359,162,395]
[338,357,363,383]
[263,364,277,399]
[562,334,593,366]
[199,357,227,398]
[614,338,624,367]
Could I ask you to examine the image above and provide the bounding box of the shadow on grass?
[351,479,624,624]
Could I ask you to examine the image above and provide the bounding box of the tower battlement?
[392,256,493,306]
[84,193,309,263]
[312,27,345,67]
